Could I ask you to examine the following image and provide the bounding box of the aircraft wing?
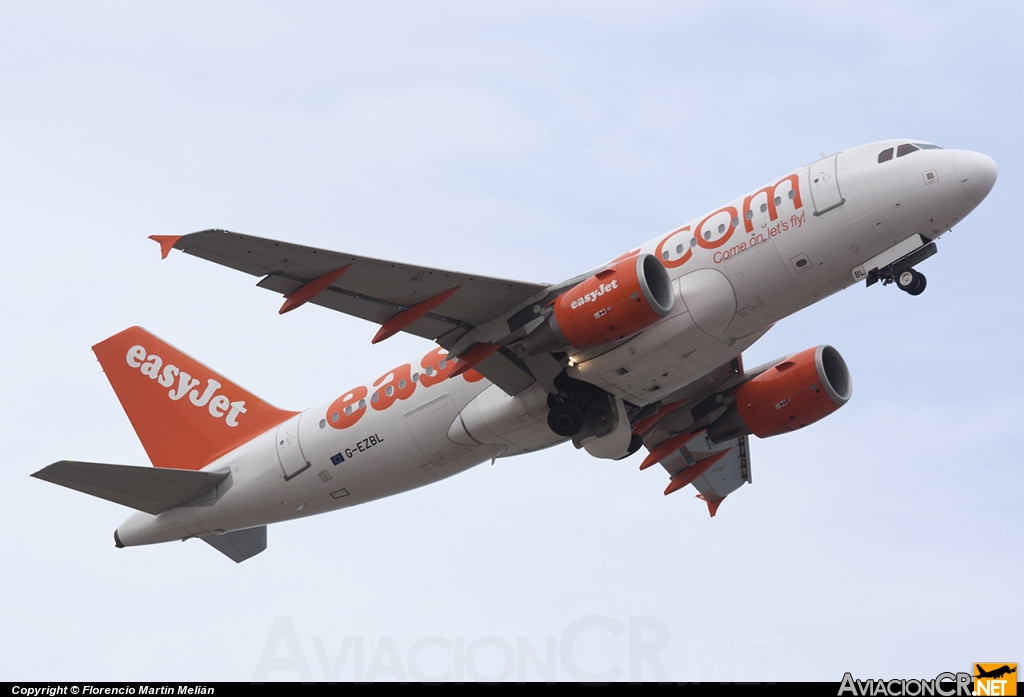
[639,428,752,516]
[155,230,553,394]
[630,358,753,516]
[684,434,751,516]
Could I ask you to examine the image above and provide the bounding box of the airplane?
[975,665,1016,680]
[33,139,997,562]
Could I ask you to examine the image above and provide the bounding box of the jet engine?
[523,253,674,355]
[707,345,852,442]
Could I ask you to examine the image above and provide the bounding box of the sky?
[1,0,1021,683]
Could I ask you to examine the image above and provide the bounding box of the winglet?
[696,494,724,517]
[450,343,501,378]
[149,235,183,260]
[372,286,461,344]
[279,265,351,315]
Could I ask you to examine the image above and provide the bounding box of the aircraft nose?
[954,150,998,202]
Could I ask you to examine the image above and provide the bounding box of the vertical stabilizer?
[93,326,297,470]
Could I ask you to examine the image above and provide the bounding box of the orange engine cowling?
[707,345,853,442]
[523,253,674,354]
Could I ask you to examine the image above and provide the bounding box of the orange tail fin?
[92,326,297,470]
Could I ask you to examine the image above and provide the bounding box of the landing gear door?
[276,413,311,480]
[808,155,845,216]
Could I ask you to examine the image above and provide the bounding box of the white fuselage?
[116,140,997,547]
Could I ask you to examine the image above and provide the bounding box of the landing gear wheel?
[896,269,927,296]
[548,402,584,437]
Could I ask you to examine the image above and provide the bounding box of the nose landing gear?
[864,238,936,297]
[894,269,927,296]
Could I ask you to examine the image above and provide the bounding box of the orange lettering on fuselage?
[653,173,803,270]
[742,174,802,233]
[326,347,478,429]
[327,385,369,430]
[419,347,457,388]
[696,205,740,250]
[655,226,692,268]
[371,363,416,411]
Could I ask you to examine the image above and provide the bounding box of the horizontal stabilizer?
[32,461,228,515]
[202,526,267,563]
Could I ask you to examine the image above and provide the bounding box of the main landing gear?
[547,396,584,437]
[546,374,619,440]
[894,269,927,296]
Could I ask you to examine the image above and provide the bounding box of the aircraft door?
[275,413,311,480]
[807,155,846,216]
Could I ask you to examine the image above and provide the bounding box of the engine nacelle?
[707,345,852,442]
[524,253,674,355]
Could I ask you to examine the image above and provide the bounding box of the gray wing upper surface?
[632,358,754,515]
[173,229,549,339]
[165,230,553,394]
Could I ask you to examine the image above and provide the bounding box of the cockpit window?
[879,142,941,163]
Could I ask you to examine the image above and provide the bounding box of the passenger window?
[896,143,919,158]
[878,148,894,163]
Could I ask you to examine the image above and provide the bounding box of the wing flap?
[475,349,537,395]
[32,461,229,515]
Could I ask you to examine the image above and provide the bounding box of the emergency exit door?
[276,413,311,480]
[807,154,846,216]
